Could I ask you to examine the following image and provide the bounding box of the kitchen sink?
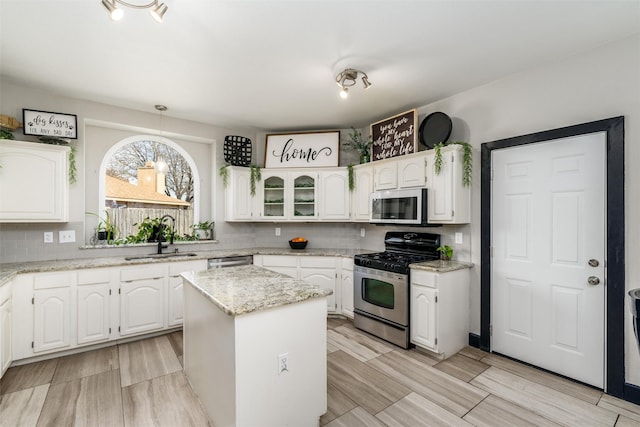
[125,252,199,261]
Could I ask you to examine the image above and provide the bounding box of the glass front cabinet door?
[261,172,286,220]
[291,173,317,219]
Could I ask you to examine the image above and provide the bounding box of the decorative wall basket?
[224,135,252,166]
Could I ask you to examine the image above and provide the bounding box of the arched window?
[95,135,201,243]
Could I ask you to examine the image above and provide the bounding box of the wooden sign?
[23,109,77,139]
[265,131,340,168]
[370,109,417,161]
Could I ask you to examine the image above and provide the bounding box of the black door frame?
[480,116,625,397]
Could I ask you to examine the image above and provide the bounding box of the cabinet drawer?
[411,270,438,288]
[77,268,112,285]
[34,272,73,289]
[299,256,336,268]
[342,257,353,271]
[120,265,164,282]
[261,256,297,268]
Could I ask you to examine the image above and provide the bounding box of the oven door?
[354,266,408,326]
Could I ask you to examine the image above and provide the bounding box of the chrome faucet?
[157,214,176,254]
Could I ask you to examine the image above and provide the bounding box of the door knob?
[588,259,600,267]
[588,276,600,286]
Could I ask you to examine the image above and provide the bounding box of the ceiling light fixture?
[335,68,372,99]
[101,0,168,23]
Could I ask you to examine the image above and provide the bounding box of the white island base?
[183,283,327,427]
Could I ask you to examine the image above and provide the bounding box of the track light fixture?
[101,0,168,23]
[335,68,372,99]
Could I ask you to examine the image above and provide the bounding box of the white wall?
[413,34,639,386]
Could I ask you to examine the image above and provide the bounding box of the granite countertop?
[181,264,333,316]
[410,260,474,272]
[0,247,374,287]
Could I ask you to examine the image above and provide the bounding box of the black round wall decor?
[419,112,452,148]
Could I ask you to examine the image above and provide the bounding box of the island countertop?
[181,264,333,316]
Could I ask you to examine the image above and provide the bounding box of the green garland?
[219,163,261,196]
[433,142,445,175]
[249,164,261,196]
[433,141,472,187]
[219,164,229,187]
[347,164,355,191]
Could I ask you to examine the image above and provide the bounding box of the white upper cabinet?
[425,145,471,224]
[260,171,287,220]
[225,166,255,221]
[373,151,428,190]
[397,154,427,188]
[259,170,319,220]
[351,164,374,222]
[291,172,318,220]
[373,161,398,190]
[318,169,349,221]
[0,140,69,222]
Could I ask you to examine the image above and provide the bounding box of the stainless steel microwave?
[370,188,438,226]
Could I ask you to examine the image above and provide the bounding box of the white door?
[491,132,606,388]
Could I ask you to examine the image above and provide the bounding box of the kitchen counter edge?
[0,247,373,287]
[409,260,474,273]
[181,265,333,316]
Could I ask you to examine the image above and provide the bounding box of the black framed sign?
[23,109,77,139]
[265,130,340,168]
[370,109,418,161]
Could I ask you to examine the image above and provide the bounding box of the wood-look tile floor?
[1,320,639,426]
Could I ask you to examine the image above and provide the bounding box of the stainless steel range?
[353,231,441,348]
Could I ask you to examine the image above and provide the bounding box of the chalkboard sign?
[370,109,418,161]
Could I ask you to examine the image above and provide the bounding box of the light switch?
[455,232,463,244]
[275,227,281,236]
[59,230,76,243]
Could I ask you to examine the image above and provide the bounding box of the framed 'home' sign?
[265,131,340,168]
[371,109,417,161]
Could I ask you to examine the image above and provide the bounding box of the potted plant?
[343,127,373,164]
[86,211,117,243]
[192,221,214,240]
[437,245,453,261]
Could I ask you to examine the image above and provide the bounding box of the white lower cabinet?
[168,260,207,327]
[77,268,114,345]
[410,268,470,358]
[340,258,354,318]
[1,282,12,377]
[119,265,166,337]
[255,255,340,313]
[300,257,338,312]
[10,260,207,363]
[33,272,73,353]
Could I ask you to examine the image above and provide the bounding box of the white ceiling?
[1,1,639,132]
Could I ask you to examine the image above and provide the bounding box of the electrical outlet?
[275,227,281,236]
[59,230,76,243]
[455,232,463,244]
[43,232,54,243]
[360,228,365,237]
[278,352,289,375]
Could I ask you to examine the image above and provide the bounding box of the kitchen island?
[181,265,332,427]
